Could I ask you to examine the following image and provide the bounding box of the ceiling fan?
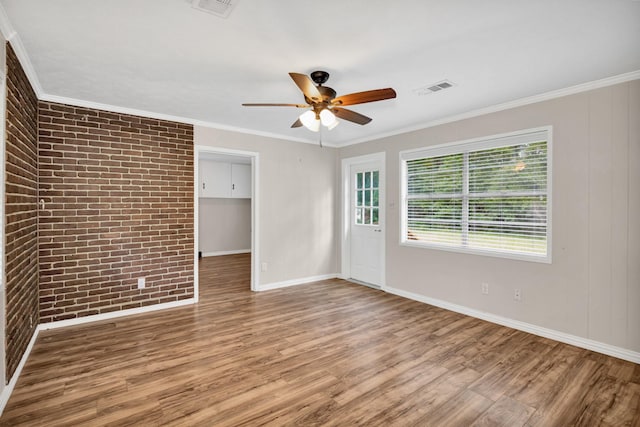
[242,71,396,132]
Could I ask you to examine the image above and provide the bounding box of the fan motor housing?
[318,86,336,101]
[305,85,336,106]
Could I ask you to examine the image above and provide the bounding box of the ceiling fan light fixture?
[320,109,337,127]
[242,71,396,135]
[300,110,320,132]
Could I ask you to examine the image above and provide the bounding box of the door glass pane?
[354,168,381,227]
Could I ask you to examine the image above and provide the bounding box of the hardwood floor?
[1,253,639,426]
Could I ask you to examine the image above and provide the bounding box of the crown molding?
[37,70,640,149]
[1,0,636,149]
[40,93,339,147]
[32,70,640,150]
[341,70,640,147]
[0,3,332,147]
[0,3,43,97]
[192,117,340,147]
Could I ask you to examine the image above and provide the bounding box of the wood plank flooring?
[1,253,639,426]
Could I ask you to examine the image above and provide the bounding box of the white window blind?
[401,129,551,262]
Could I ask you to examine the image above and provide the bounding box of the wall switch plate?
[481,283,489,295]
[138,278,145,289]
[261,262,268,272]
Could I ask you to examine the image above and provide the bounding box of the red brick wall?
[5,43,39,379]
[38,102,194,323]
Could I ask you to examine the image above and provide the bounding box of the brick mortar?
[37,102,195,323]
[5,42,196,379]
[5,43,39,380]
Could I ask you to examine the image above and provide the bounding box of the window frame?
[399,127,552,263]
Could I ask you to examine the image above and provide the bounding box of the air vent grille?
[192,0,237,18]
[413,80,456,96]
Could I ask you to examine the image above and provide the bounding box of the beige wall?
[199,198,251,254]
[339,80,640,353]
[195,80,639,353]
[195,127,338,286]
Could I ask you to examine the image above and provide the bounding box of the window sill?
[399,239,552,264]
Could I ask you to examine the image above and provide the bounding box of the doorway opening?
[194,146,259,301]
[341,152,386,289]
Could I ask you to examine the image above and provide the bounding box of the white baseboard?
[385,286,640,364]
[39,298,196,331]
[0,327,39,416]
[257,274,338,292]
[201,249,251,257]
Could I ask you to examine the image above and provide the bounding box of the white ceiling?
[1,0,639,146]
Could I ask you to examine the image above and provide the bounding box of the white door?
[349,161,384,287]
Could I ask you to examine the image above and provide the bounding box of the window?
[355,170,379,225]
[401,129,551,262]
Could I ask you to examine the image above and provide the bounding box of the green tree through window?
[402,131,550,260]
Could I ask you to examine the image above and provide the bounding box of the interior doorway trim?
[340,152,386,289]
[194,145,260,298]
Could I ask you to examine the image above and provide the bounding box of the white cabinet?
[199,160,251,199]
[200,161,231,198]
[231,164,251,198]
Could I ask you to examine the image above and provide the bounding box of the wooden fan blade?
[242,103,308,108]
[333,107,372,125]
[291,118,303,128]
[289,73,322,102]
[332,88,396,106]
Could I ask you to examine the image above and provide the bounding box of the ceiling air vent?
[192,0,238,18]
[413,80,456,96]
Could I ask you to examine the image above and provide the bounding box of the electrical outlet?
[261,262,268,272]
[481,283,489,295]
[137,277,145,290]
[514,288,522,301]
